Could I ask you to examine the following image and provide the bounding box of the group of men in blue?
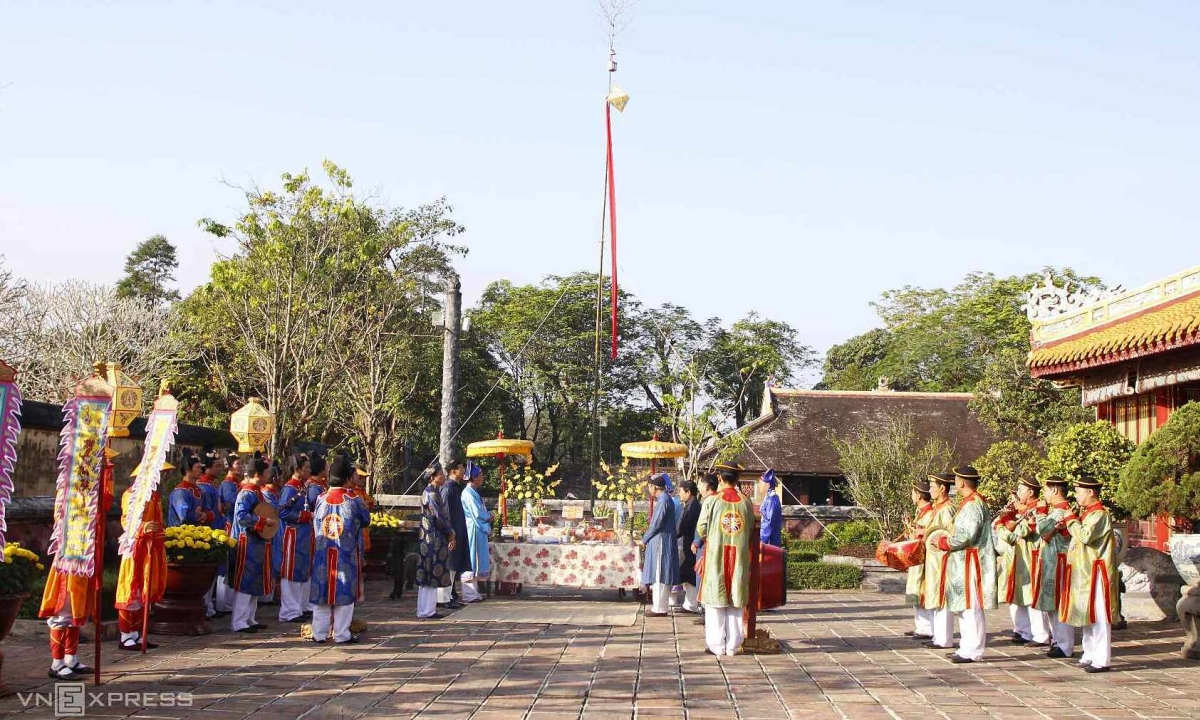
[166,449,371,644]
[414,460,492,619]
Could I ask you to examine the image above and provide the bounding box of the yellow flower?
[175,555,185,561]
[37,563,45,571]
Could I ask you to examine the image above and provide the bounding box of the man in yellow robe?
[114,465,169,651]
[904,478,935,640]
[695,464,754,656]
[931,466,996,663]
[1059,476,1118,673]
[1035,477,1076,659]
[920,473,956,650]
[994,477,1050,647]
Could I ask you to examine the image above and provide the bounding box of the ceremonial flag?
[0,361,21,550]
[47,395,113,577]
[117,396,177,557]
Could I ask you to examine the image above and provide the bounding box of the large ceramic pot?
[364,531,392,581]
[1169,534,1200,587]
[150,563,216,635]
[0,593,29,697]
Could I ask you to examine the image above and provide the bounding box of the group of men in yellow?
[39,449,374,680]
[906,465,1118,672]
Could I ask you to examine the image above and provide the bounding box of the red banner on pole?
[605,102,619,360]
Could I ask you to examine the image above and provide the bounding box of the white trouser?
[1081,589,1112,669]
[931,607,954,647]
[279,579,309,621]
[417,586,440,618]
[1052,616,1076,656]
[461,571,484,602]
[704,606,745,656]
[956,608,987,660]
[1010,604,1032,640]
[1029,607,1051,643]
[214,576,232,613]
[650,583,670,614]
[683,583,699,612]
[312,603,355,643]
[203,578,216,617]
[231,592,259,631]
[437,572,457,603]
[914,606,934,635]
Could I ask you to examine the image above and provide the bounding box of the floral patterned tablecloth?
[489,542,642,589]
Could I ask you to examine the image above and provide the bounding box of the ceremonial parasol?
[619,434,686,518]
[466,431,533,530]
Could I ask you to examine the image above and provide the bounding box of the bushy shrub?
[787,562,862,590]
[824,520,881,547]
[786,550,821,564]
[1117,402,1200,522]
[1044,421,1134,513]
[975,440,1045,511]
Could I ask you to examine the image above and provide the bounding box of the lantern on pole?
[101,362,142,439]
[230,397,274,453]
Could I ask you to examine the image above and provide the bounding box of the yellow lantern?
[100,362,142,438]
[230,397,274,453]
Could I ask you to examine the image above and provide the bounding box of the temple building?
[1027,264,1200,549]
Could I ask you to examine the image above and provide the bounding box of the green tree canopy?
[116,234,180,304]
[1116,402,1200,522]
[1043,421,1134,512]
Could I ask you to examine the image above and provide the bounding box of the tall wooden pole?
[94,444,113,685]
[744,517,762,645]
[438,276,462,470]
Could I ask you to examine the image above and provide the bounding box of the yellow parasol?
[620,434,687,518]
[465,432,533,530]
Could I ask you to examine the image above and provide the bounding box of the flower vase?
[524,500,534,528]
[615,500,628,530]
[0,593,29,697]
[150,563,217,635]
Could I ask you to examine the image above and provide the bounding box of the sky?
[2,1,1198,380]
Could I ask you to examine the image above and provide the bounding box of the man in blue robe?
[168,454,214,527]
[197,451,225,618]
[641,474,679,617]
[310,456,370,644]
[416,466,455,620]
[277,454,315,622]
[439,460,470,609]
[759,469,783,548]
[228,456,278,633]
[460,462,491,603]
[215,452,242,614]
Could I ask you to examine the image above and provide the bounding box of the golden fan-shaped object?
[620,438,687,460]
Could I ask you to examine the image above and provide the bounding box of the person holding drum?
[228,455,279,633]
[920,472,956,650]
[903,478,935,640]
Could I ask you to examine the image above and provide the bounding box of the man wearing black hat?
[1059,477,1118,672]
[994,477,1050,646]
[1034,477,1076,659]
[929,466,995,662]
[904,478,935,639]
[439,460,469,610]
[696,464,753,655]
[640,473,679,617]
[921,473,956,649]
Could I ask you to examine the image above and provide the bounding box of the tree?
[832,415,953,538]
[815,328,892,391]
[969,348,1092,443]
[1042,421,1134,513]
[974,440,1045,511]
[703,313,816,427]
[1116,402,1200,524]
[819,268,1104,392]
[115,234,180,305]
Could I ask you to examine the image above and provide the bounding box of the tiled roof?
[1029,292,1200,376]
[698,389,996,476]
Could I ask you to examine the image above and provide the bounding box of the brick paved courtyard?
[3,582,1198,719]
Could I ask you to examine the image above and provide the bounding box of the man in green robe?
[1060,477,1117,673]
[931,466,995,663]
[920,473,956,649]
[994,477,1050,646]
[695,464,753,656]
[1034,477,1075,658]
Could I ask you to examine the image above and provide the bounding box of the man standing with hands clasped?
[696,463,753,656]
[930,466,996,663]
[640,473,679,617]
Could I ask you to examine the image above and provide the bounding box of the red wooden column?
[744,517,762,644]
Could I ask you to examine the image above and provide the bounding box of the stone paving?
[2,582,1198,719]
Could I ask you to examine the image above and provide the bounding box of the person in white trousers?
[309,455,370,644]
[415,465,456,620]
[676,480,702,614]
[920,473,956,650]
[640,474,679,617]
[994,477,1053,647]
[931,466,996,664]
[228,456,278,633]
[460,462,491,604]
[1035,478,1077,659]
[905,478,935,640]
[696,465,754,656]
[1059,477,1118,673]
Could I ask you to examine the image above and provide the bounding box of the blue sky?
[2,1,1198,372]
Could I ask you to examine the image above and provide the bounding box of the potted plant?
[0,542,45,696]
[508,464,561,527]
[591,503,614,529]
[1116,403,1200,585]
[593,459,647,531]
[367,511,408,580]
[150,525,235,635]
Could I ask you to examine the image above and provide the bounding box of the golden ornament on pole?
[99,362,142,438]
[230,397,274,453]
[606,85,630,113]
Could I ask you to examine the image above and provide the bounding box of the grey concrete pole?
[439,276,462,470]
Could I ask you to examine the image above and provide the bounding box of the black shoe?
[284,616,307,623]
[1083,665,1110,673]
[250,622,268,630]
[922,641,952,649]
[235,626,258,633]
[903,630,916,637]
[335,635,360,645]
[912,634,933,640]
[48,666,79,680]
[424,613,445,620]
[950,655,976,664]
[313,638,328,644]
[118,640,141,652]
[69,663,92,674]
[446,601,464,610]
[1011,636,1030,645]
[1046,647,1070,659]
[1027,641,1051,648]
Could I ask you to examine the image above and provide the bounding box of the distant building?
[1028,265,1200,549]
[698,386,996,506]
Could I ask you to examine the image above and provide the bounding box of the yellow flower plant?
[163,525,235,565]
[592,459,647,502]
[370,512,406,531]
[0,541,46,596]
[508,463,562,503]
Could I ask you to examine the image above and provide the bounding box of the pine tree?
[115,234,180,304]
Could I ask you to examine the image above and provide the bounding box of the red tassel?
[605,101,619,360]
